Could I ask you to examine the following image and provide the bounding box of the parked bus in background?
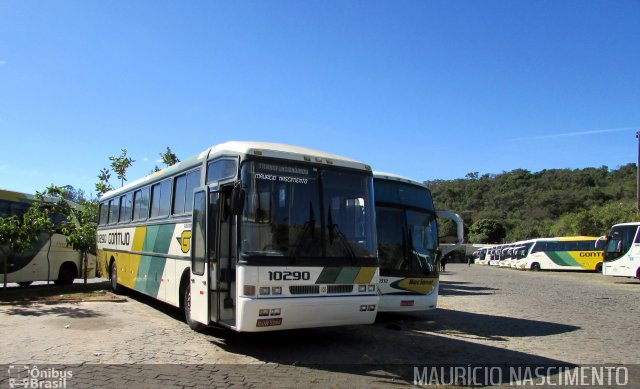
[477,247,491,265]
[511,241,534,269]
[372,172,463,312]
[97,142,379,332]
[0,189,96,286]
[602,222,640,279]
[517,236,603,272]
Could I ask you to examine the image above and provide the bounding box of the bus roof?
[610,222,640,227]
[0,189,34,203]
[373,171,428,189]
[101,141,372,200]
[0,188,74,205]
[534,236,600,242]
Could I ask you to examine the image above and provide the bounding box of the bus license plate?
[400,300,415,306]
[256,318,283,327]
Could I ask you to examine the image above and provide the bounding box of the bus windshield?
[240,160,377,265]
[376,206,438,276]
[604,225,638,262]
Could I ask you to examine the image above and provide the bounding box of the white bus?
[97,142,379,332]
[602,222,640,279]
[516,236,603,271]
[372,172,462,312]
[0,189,96,286]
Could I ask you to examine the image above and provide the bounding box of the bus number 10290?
[268,271,311,281]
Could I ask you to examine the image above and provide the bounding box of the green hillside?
[426,163,640,243]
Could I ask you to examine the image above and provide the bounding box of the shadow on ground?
[4,304,104,318]
[438,280,499,296]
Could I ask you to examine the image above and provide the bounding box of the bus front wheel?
[531,263,541,271]
[595,262,603,273]
[17,281,32,287]
[183,283,207,332]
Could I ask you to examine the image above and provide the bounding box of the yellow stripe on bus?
[353,267,377,284]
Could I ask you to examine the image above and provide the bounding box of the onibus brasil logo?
[8,365,72,388]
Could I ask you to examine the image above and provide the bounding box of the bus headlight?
[259,309,270,317]
[259,287,270,295]
[272,286,282,295]
[367,285,375,292]
[368,305,376,311]
[358,285,366,292]
[270,308,281,316]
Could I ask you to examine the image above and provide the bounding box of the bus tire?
[110,261,123,295]
[17,281,33,287]
[55,262,77,285]
[595,262,603,273]
[183,283,207,332]
[531,263,541,271]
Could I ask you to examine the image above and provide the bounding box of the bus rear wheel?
[17,281,33,287]
[55,263,77,285]
[183,283,207,332]
[531,263,541,271]
[110,262,123,295]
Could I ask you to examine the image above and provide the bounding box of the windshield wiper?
[290,203,315,264]
[406,225,431,276]
[328,207,357,264]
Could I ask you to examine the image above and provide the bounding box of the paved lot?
[1,264,638,388]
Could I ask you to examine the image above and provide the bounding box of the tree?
[95,167,113,197]
[0,215,36,290]
[29,186,71,284]
[109,149,135,187]
[468,218,506,244]
[160,146,180,167]
[62,198,99,283]
[152,147,180,173]
[0,186,65,290]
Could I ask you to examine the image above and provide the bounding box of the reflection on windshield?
[376,207,438,276]
[240,161,376,264]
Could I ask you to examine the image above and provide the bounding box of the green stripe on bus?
[135,255,166,297]
[143,224,176,255]
[546,251,580,267]
[334,267,360,284]
[316,267,341,284]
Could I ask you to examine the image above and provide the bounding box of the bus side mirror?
[230,187,245,215]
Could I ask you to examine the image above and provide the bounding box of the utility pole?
[637,131,640,210]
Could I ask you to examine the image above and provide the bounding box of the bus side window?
[151,180,171,218]
[207,160,237,184]
[172,168,201,215]
[99,202,109,225]
[108,199,119,224]
[119,193,133,223]
[133,188,150,221]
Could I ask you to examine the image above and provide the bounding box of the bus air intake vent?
[327,285,354,294]
[289,285,320,295]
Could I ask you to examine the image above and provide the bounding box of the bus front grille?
[289,285,320,295]
[327,284,354,294]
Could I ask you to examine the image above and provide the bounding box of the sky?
[1,0,639,198]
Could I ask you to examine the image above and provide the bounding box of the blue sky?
[1,0,639,197]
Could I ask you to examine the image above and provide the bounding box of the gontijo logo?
[178,230,192,254]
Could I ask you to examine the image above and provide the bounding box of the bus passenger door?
[217,187,237,327]
[190,189,211,327]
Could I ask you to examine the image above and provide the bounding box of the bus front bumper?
[236,295,379,332]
